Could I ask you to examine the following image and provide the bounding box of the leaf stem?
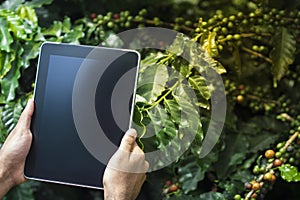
[144,81,179,111]
[157,54,173,64]
[241,46,273,64]
[137,123,147,151]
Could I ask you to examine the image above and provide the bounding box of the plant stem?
[144,81,180,111]
[283,131,299,149]
[142,19,194,32]
[241,46,272,64]
[138,123,147,150]
[245,131,299,200]
[246,94,279,104]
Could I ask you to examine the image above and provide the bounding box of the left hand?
[0,99,34,197]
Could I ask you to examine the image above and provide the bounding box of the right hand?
[103,129,149,200]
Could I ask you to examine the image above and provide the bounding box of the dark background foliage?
[0,0,300,199]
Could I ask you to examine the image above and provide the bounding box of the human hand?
[103,129,149,200]
[0,99,34,197]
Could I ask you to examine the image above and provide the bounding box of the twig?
[241,46,273,64]
[245,131,299,200]
[143,19,194,32]
[246,94,279,105]
[284,131,299,150]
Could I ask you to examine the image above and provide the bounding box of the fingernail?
[126,128,137,138]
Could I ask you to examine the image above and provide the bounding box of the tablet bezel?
[24,42,141,190]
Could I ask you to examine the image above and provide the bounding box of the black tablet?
[25,42,140,189]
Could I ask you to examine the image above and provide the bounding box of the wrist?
[104,187,134,200]
[104,194,133,200]
[0,158,14,197]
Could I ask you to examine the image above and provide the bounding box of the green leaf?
[137,62,169,103]
[43,21,63,37]
[63,24,85,44]
[178,148,218,194]
[139,52,166,72]
[33,28,46,41]
[163,98,181,124]
[214,132,249,178]
[1,42,23,101]
[0,113,8,143]
[0,9,29,40]
[1,99,23,133]
[0,0,25,10]
[199,192,225,200]
[101,31,124,48]
[147,106,168,135]
[230,170,252,189]
[178,160,206,194]
[16,5,38,24]
[167,33,188,55]
[147,106,177,148]
[4,181,34,200]
[202,53,226,75]
[131,105,146,136]
[248,132,280,153]
[188,75,211,100]
[22,41,42,69]
[270,27,296,83]
[62,17,71,32]
[185,39,206,73]
[0,52,15,78]
[174,83,203,149]
[0,18,13,52]
[279,165,300,182]
[133,105,143,126]
[171,60,193,78]
[174,83,201,130]
[240,116,283,153]
[25,0,54,8]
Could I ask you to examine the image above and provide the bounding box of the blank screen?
[25,44,139,189]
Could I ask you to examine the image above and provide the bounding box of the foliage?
[0,0,84,199]
[0,0,300,199]
[3,181,35,200]
[279,164,300,182]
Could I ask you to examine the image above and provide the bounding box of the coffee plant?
[0,0,299,199]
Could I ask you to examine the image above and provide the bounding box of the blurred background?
[0,0,300,199]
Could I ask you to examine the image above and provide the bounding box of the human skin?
[0,100,148,200]
[0,99,34,198]
[103,129,149,200]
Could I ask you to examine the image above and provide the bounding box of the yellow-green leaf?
[188,75,211,100]
[200,31,218,57]
[0,18,13,52]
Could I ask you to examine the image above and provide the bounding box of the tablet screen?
[25,43,140,189]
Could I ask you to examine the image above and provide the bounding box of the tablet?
[25,42,140,189]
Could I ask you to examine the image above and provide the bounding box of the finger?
[119,128,137,152]
[132,144,144,156]
[18,99,34,129]
[144,160,150,172]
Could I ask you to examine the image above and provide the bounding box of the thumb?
[18,99,34,129]
[119,129,137,152]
